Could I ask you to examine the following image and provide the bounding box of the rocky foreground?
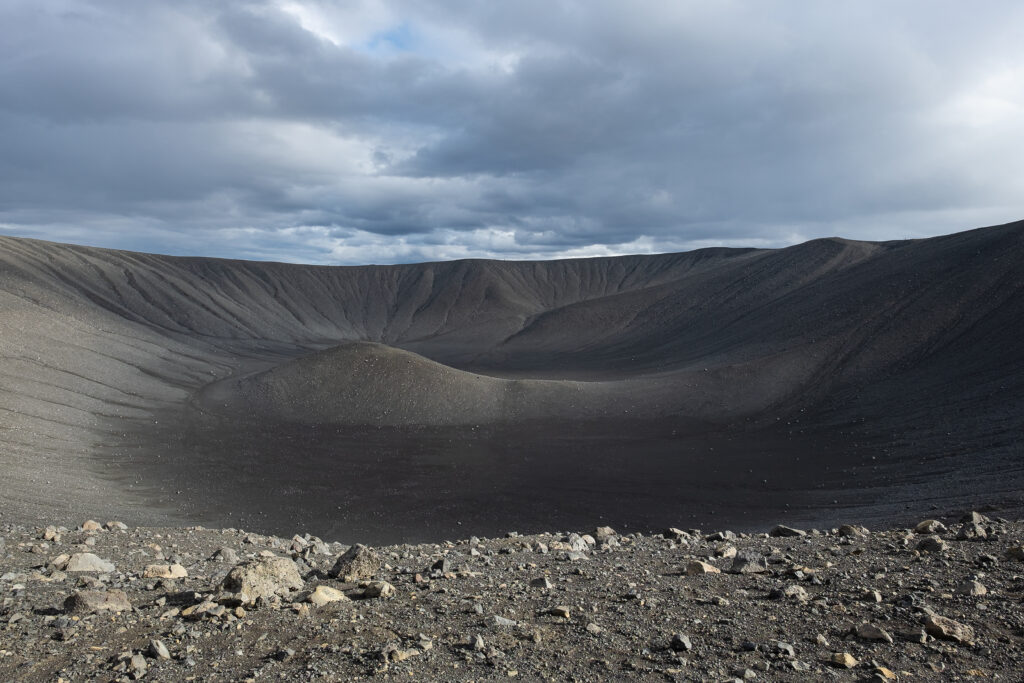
[1,514,1023,682]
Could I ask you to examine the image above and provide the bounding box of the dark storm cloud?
[1,0,1022,263]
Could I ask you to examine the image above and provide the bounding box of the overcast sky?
[1,1,1022,264]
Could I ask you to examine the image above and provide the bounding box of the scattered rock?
[211,547,240,564]
[854,622,894,644]
[129,653,148,677]
[329,544,381,581]
[728,552,768,574]
[923,614,974,644]
[64,589,132,614]
[143,563,187,579]
[769,525,806,537]
[80,520,102,532]
[916,536,947,553]
[221,556,303,604]
[670,634,692,652]
[771,584,808,601]
[830,652,858,669]
[957,523,988,541]
[549,606,571,619]
[685,560,720,575]
[956,579,987,596]
[362,580,396,599]
[1004,546,1024,561]
[65,553,115,573]
[961,511,990,525]
[306,585,350,606]
[914,519,946,534]
[148,639,171,660]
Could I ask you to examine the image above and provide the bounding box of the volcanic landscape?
[1,221,1023,543]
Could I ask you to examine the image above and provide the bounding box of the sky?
[1,1,1023,265]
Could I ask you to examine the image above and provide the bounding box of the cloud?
[1,0,1023,264]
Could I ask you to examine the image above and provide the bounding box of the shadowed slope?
[204,341,617,426]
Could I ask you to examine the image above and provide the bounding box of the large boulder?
[221,556,303,604]
[329,544,381,581]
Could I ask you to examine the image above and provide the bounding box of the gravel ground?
[1,512,1023,682]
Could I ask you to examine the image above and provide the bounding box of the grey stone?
[770,584,808,601]
[924,614,975,643]
[148,639,171,660]
[914,519,946,534]
[956,580,986,596]
[211,547,240,564]
[769,525,806,537]
[362,580,395,599]
[1004,546,1024,561]
[916,536,948,553]
[855,622,894,644]
[957,523,988,541]
[670,633,693,652]
[221,556,303,604]
[728,552,768,574]
[65,553,115,573]
[64,589,132,615]
[330,544,381,581]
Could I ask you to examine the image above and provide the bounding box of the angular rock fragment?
[770,525,806,537]
[670,633,692,652]
[329,544,381,581]
[956,580,986,596]
[549,606,571,619]
[961,511,990,525]
[956,523,988,541]
[306,585,350,606]
[830,652,858,668]
[685,560,720,576]
[924,613,975,644]
[148,639,171,660]
[143,564,188,579]
[211,547,240,564]
[1004,546,1024,561]
[770,584,808,601]
[221,556,303,604]
[854,622,894,644]
[65,553,115,573]
[728,552,768,574]
[362,580,395,599]
[914,519,946,534]
[916,536,947,553]
[64,589,131,614]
